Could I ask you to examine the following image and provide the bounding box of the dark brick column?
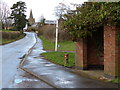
[104,25,120,77]
[75,39,87,70]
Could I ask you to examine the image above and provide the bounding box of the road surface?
[0,43,2,89]
[1,32,36,88]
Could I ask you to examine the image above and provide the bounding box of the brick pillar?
[104,25,120,77]
[75,39,87,69]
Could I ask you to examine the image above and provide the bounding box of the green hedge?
[1,31,21,39]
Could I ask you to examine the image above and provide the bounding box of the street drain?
[14,79,23,84]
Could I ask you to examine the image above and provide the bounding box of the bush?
[58,30,71,41]
[38,24,55,41]
[1,31,21,39]
[63,2,120,39]
[38,24,71,41]
[28,27,37,32]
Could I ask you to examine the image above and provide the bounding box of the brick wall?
[76,30,104,69]
[104,25,120,77]
[76,39,87,69]
[87,38,104,66]
[117,35,120,76]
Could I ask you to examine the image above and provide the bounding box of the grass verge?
[41,52,75,67]
[111,77,120,83]
[0,30,16,32]
[0,33,26,45]
[39,36,75,51]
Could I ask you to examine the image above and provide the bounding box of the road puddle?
[40,72,52,75]
[14,79,23,84]
[26,56,34,59]
[14,78,39,84]
[55,77,72,84]
[44,64,55,67]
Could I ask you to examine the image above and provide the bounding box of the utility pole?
[55,19,58,51]
[0,22,2,30]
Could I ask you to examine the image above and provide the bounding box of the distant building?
[28,10,35,26]
[27,10,39,31]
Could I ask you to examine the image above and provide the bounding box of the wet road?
[1,32,36,88]
[21,37,118,88]
[10,68,52,88]
[0,44,2,89]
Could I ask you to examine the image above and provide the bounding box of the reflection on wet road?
[21,37,118,88]
[10,69,52,88]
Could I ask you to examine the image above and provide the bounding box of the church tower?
[28,10,35,26]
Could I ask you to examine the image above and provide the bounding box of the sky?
[2,0,88,22]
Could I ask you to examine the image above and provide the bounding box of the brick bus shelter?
[76,25,120,78]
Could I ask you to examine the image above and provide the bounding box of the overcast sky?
[2,0,88,22]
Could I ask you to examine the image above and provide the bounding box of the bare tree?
[40,15,45,24]
[55,2,70,19]
[0,12,2,29]
[0,1,2,29]
[0,1,12,29]
[37,15,46,28]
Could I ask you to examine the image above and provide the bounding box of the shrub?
[1,31,21,39]
[38,24,71,41]
[63,2,120,39]
[58,30,71,41]
[27,27,37,32]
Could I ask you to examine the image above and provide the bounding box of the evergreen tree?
[9,1,27,31]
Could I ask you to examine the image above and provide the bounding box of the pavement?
[20,36,119,88]
[72,69,108,82]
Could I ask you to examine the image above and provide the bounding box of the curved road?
[0,32,36,88]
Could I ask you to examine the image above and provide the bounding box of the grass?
[39,36,55,50]
[39,36,75,67]
[0,29,16,32]
[0,33,26,45]
[41,52,75,67]
[111,77,120,83]
[39,36,75,51]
